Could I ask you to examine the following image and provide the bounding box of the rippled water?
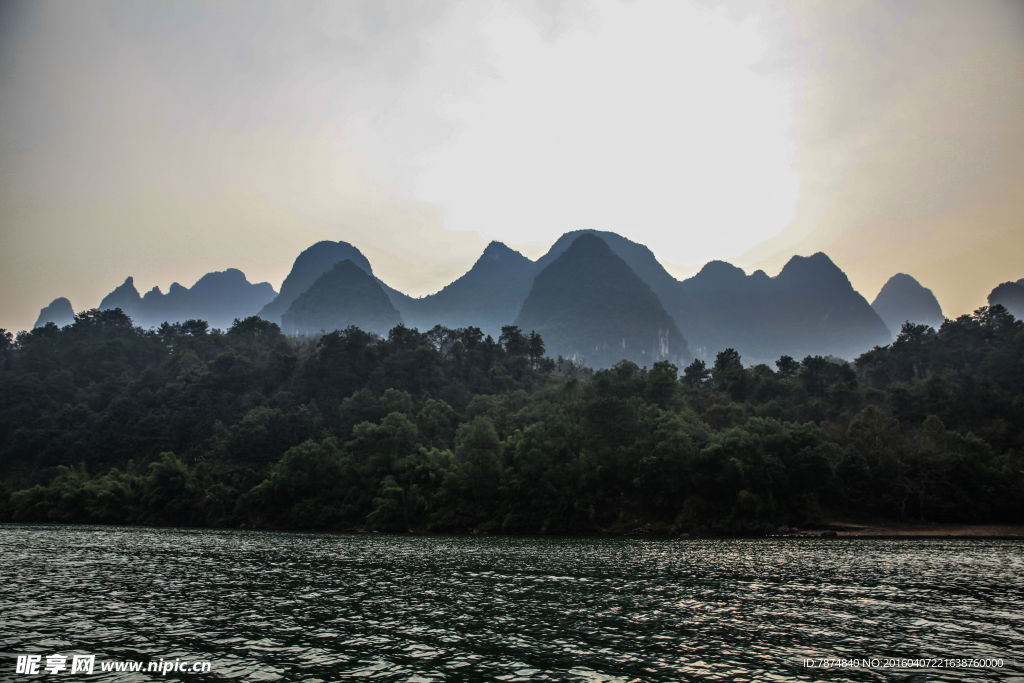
[1,526,1022,682]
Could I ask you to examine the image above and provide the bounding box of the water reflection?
[1,527,1021,681]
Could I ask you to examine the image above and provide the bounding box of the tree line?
[1,304,1022,534]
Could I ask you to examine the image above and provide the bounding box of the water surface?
[1,526,1022,681]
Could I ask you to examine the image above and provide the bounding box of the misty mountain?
[262,232,889,365]
[259,241,374,324]
[679,261,772,359]
[99,277,143,317]
[281,260,403,337]
[80,232,907,367]
[768,253,892,360]
[392,241,537,338]
[34,297,76,329]
[534,230,696,338]
[680,253,891,364]
[989,279,1024,319]
[99,270,276,330]
[376,279,419,320]
[515,234,690,369]
[871,273,945,340]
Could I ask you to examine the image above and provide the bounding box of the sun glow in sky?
[412,1,800,263]
[0,0,1022,332]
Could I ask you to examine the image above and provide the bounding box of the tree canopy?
[2,305,1022,534]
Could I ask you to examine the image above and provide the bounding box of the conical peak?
[555,229,635,246]
[110,276,140,294]
[34,297,75,329]
[300,240,345,255]
[516,232,690,368]
[562,232,613,257]
[537,229,623,264]
[479,240,528,263]
[686,260,747,288]
[776,252,849,289]
[192,268,251,289]
[293,240,373,276]
[282,257,402,337]
[482,240,509,257]
[103,277,138,298]
[876,273,925,291]
[873,271,944,334]
[780,252,840,273]
[874,273,930,298]
[326,259,370,277]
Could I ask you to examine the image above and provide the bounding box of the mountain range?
[45,230,1017,370]
[95,269,276,330]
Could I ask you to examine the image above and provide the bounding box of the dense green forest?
[1,304,1022,534]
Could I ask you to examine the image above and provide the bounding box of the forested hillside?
[1,304,1022,534]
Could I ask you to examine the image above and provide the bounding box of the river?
[1,526,1021,681]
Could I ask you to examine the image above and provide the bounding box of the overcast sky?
[1,0,1022,332]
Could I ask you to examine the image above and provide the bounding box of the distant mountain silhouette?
[376,279,419,320]
[680,253,891,363]
[99,277,143,317]
[768,253,892,360]
[872,273,945,340]
[680,261,771,359]
[281,260,402,337]
[534,230,696,338]
[34,297,75,328]
[264,233,889,364]
[99,270,275,329]
[515,234,690,369]
[78,233,918,366]
[989,279,1024,319]
[259,241,374,324]
[391,241,536,337]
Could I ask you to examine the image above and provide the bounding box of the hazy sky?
[1,0,1022,332]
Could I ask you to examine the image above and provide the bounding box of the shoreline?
[801,521,1024,539]
[4,520,1024,539]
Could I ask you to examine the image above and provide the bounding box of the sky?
[1,0,1022,333]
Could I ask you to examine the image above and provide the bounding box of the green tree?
[447,416,503,528]
[499,325,527,357]
[682,359,710,387]
[365,475,407,531]
[645,361,678,408]
[775,355,799,380]
[527,330,546,368]
[141,452,195,525]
